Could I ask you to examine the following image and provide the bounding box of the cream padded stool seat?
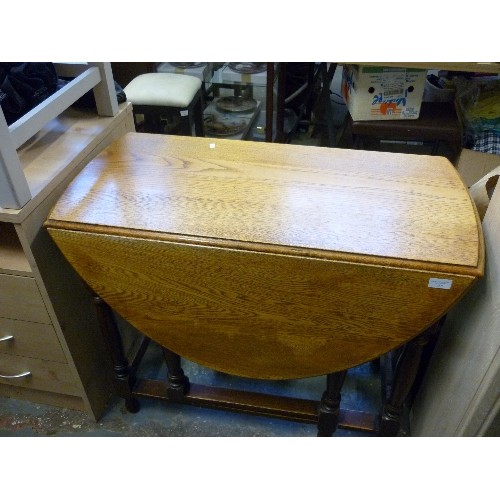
[124,73,204,136]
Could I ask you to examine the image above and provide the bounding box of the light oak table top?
[46,133,484,379]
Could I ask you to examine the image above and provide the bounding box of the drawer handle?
[0,335,14,343]
[0,371,31,379]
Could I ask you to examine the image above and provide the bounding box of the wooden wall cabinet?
[0,63,135,419]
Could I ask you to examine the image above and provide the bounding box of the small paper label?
[428,278,453,290]
[180,110,189,117]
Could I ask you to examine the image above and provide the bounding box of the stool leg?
[132,112,140,132]
[317,370,347,436]
[187,108,195,137]
[193,97,204,137]
[175,107,193,136]
[93,295,140,413]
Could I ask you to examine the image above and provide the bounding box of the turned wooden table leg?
[406,315,447,408]
[317,370,347,436]
[380,323,438,436]
[162,347,190,401]
[93,295,140,413]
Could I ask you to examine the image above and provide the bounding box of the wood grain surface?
[47,133,481,270]
[47,228,475,379]
[46,133,484,379]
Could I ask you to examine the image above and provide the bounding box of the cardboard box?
[342,65,426,121]
[455,148,500,187]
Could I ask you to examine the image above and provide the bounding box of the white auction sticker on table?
[428,278,453,289]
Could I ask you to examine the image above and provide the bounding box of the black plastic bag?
[71,80,127,109]
[55,75,126,110]
[0,62,58,124]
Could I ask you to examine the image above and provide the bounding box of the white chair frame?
[0,62,118,209]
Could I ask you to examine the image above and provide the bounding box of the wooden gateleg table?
[45,133,484,436]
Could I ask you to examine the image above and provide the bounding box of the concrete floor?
[0,341,382,437]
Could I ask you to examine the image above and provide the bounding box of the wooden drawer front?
[0,273,52,324]
[0,353,80,396]
[0,318,66,363]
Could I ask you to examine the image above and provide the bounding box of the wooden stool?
[124,73,204,136]
[339,102,462,162]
